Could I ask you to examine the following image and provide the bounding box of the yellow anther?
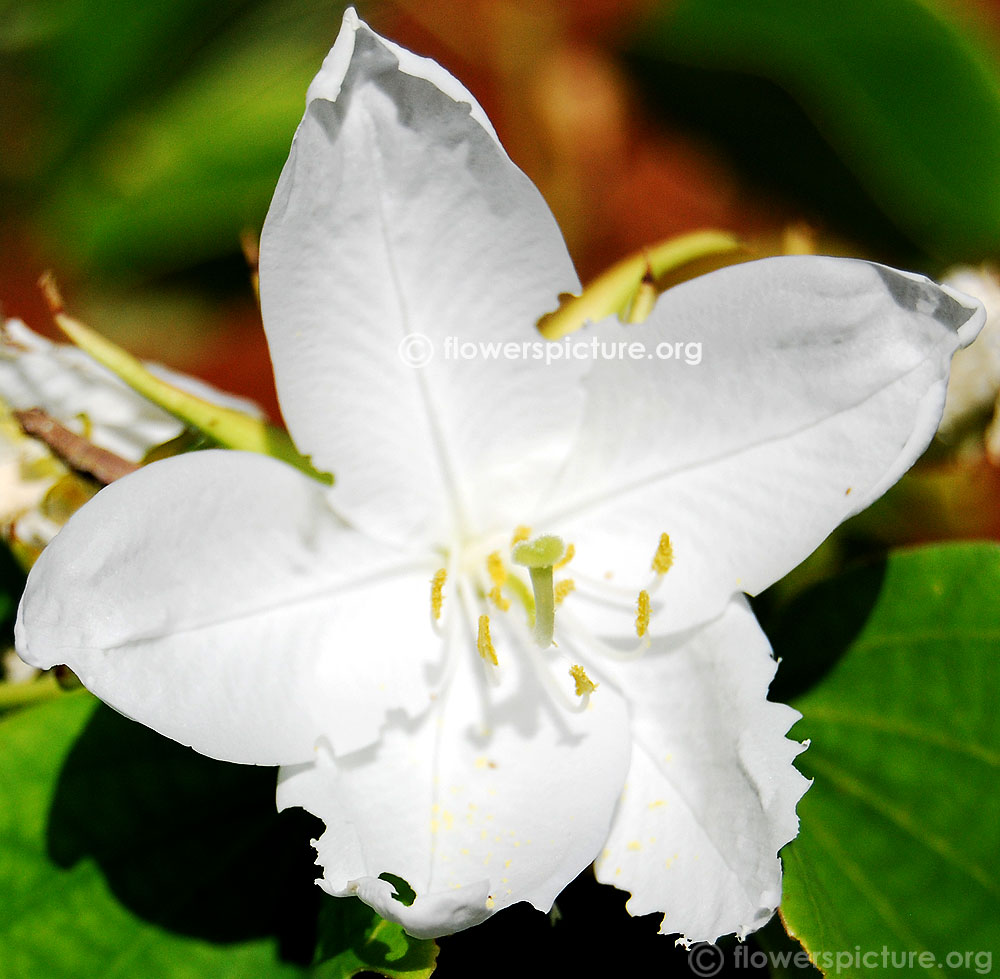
[569,664,597,697]
[511,525,531,546]
[636,589,650,638]
[431,568,447,620]
[554,579,576,606]
[554,542,575,570]
[477,615,498,666]
[486,551,507,587]
[651,533,674,575]
[489,585,511,611]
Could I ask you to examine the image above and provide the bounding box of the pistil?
[512,534,566,647]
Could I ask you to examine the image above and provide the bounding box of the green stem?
[55,312,332,485]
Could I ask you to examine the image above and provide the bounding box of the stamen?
[489,585,511,611]
[554,542,575,570]
[512,535,566,648]
[511,525,531,546]
[569,664,597,697]
[554,579,576,606]
[636,589,650,638]
[651,533,674,575]
[477,615,498,666]
[486,551,507,587]
[431,568,447,621]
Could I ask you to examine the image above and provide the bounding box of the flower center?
[429,527,674,712]
[430,526,593,707]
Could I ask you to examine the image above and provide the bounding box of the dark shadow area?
[433,867,787,978]
[624,56,921,267]
[0,541,26,648]
[46,703,324,964]
[757,554,888,703]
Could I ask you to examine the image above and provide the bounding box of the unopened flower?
[15,10,983,946]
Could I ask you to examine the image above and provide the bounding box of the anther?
[431,568,447,621]
[511,525,531,546]
[651,533,674,575]
[489,585,511,611]
[477,615,498,666]
[569,664,597,697]
[487,551,507,587]
[554,542,575,570]
[554,579,576,606]
[636,589,650,638]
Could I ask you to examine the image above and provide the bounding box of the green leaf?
[634,0,1000,261]
[312,896,439,979]
[771,543,1000,977]
[0,692,322,977]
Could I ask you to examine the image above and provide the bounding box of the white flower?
[15,10,983,945]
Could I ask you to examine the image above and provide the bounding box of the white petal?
[306,8,499,143]
[15,450,446,765]
[543,257,984,635]
[260,13,584,545]
[593,597,809,944]
[278,612,632,938]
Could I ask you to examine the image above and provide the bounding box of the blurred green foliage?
[1,0,344,280]
[632,0,1000,264]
